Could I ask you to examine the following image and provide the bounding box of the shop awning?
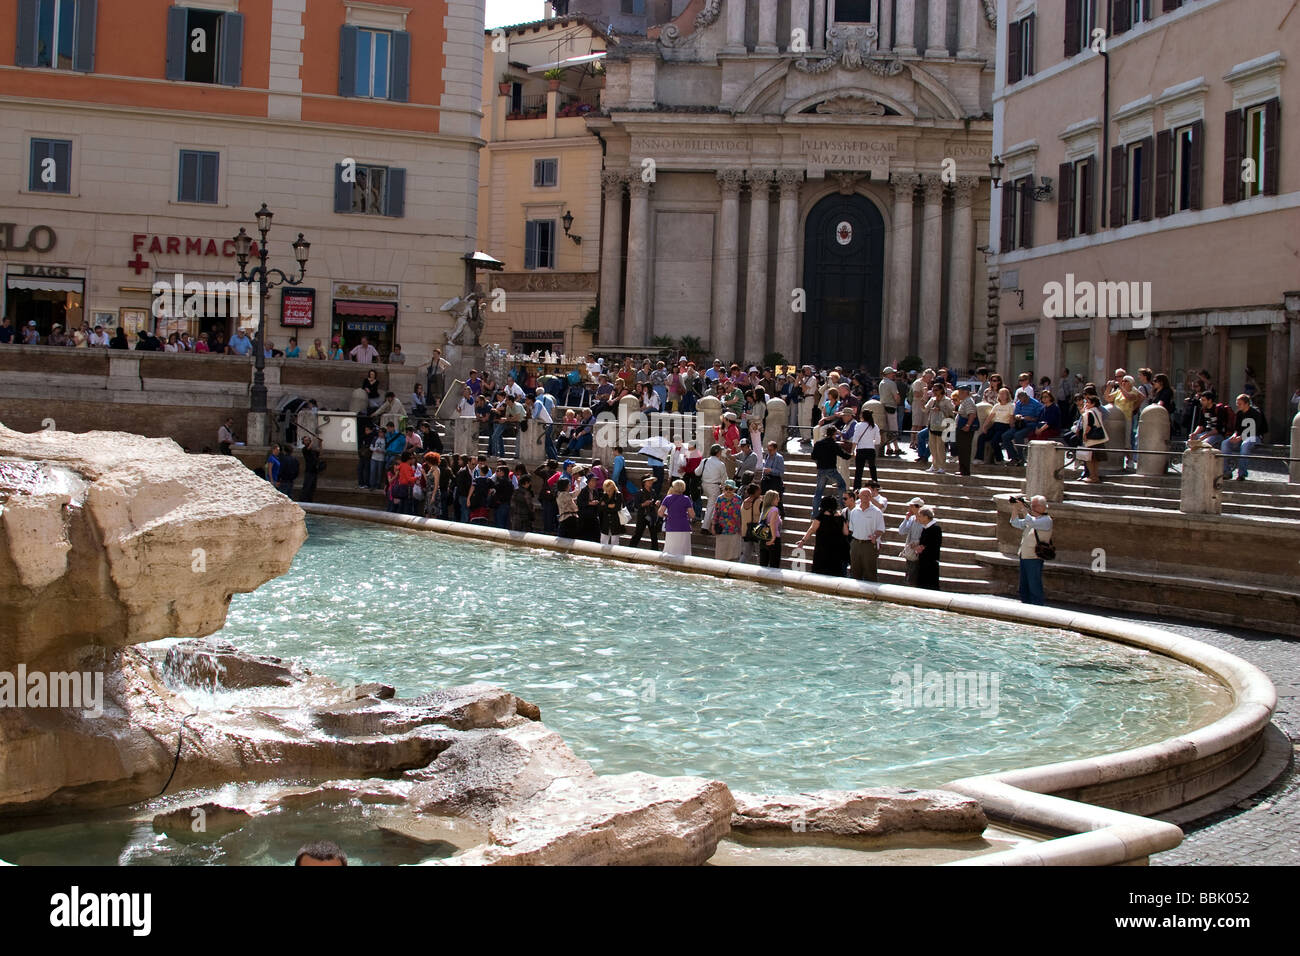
[333,300,396,318]
[527,52,606,73]
[7,276,84,293]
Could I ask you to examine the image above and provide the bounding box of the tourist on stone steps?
[299,435,321,503]
[1000,388,1044,467]
[756,490,783,569]
[846,488,886,582]
[709,480,743,561]
[595,479,623,546]
[509,474,536,533]
[628,475,662,551]
[555,477,579,538]
[976,388,1015,465]
[658,479,695,556]
[697,444,729,533]
[733,438,760,488]
[264,442,283,485]
[850,407,881,490]
[877,367,903,457]
[1076,393,1108,483]
[810,425,851,516]
[799,365,821,439]
[953,385,978,477]
[760,440,785,509]
[739,483,764,564]
[897,496,926,586]
[1222,394,1269,480]
[797,496,849,578]
[913,505,943,591]
[1010,495,1053,605]
[218,416,238,455]
[917,383,956,473]
[491,465,514,529]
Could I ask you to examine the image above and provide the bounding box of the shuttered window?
[1008,15,1034,82]
[164,7,244,86]
[16,0,95,72]
[1159,121,1203,215]
[178,149,219,204]
[1017,177,1034,249]
[1056,157,1095,239]
[1065,0,1095,56]
[338,25,410,102]
[1223,99,1279,202]
[533,158,558,187]
[29,138,72,193]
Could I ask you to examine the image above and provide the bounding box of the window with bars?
[29,138,72,193]
[178,149,219,204]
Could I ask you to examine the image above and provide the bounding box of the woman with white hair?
[658,479,695,556]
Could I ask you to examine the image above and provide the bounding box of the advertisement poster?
[281,287,315,327]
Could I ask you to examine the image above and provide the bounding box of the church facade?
[588,0,997,371]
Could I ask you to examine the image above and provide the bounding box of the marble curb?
[299,503,1278,867]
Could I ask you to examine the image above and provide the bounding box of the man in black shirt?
[300,435,321,502]
[1222,394,1268,480]
[810,428,851,515]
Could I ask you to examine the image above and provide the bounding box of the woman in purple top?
[657,479,695,556]
[757,489,783,568]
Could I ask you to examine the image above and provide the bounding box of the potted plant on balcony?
[544,67,564,91]
[498,74,512,95]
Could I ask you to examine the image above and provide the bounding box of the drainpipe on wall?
[1099,0,1113,377]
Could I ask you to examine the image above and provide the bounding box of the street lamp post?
[233,204,310,445]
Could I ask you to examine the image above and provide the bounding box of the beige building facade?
[477,15,607,357]
[991,0,1298,433]
[590,0,997,371]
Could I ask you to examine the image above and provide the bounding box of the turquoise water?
[196,517,1229,792]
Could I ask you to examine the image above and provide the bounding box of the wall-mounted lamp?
[562,210,582,245]
[989,155,1054,201]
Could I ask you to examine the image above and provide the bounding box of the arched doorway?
[800,192,885,371]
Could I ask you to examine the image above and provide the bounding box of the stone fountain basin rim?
[296,503,1278,867]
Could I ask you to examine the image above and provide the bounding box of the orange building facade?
[0,0,484,363]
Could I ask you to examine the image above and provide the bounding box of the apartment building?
[0,0,484,364]
[991,0,1297,433]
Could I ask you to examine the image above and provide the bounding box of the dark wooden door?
[800,193,884,371]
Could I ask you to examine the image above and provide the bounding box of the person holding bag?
[755,490,783,569]
[1009,494,1054,605]
[1077,393,1107,483]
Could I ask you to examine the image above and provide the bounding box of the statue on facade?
[442,285,486,346]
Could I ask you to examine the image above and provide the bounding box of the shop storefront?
[332,281,398,358]
[4,264,84,336]
[511,328,566,356]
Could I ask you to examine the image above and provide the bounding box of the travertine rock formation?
[730,787,988,838]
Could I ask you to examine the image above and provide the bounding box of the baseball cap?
[882,366,896,374]
[908,496,924,506]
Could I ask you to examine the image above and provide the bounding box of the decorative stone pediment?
[794,25,904,76]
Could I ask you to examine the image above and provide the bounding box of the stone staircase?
[234,428,1300,596]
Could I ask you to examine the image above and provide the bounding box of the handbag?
[1032,529,1056,561]
[752,519,773,543]
[1083,410,1108,447]
[618,506,632,525]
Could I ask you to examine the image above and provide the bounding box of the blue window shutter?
[525,221,538,269]
[52,140,71,193]
[334,163,352,213]
[179,151,198,201]
[73,0,96,72]
[165,6,187,81]
[385,167,406,217]
[200,152,219,203]
[339,25,359,96]
[219,12,244,86]
[390,30,410,102]
[29,139,50,191]
[16,0,38,67]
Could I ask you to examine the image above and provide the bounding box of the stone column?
[917,174,945,365]
[1136,404,1170,476]
[697,395,722,434]
[885,174,918,366]
[598,171,626,347]
[773,169,802,365]
[756,0,778,53]
[958,0,981,57]
[519,411,547,465]
[946,177,977,371]
[925,0,947,56]
[1266,321,1289,440]
[713,169,744,360]
[1180,447,1222,514]
[812,0,826,50]
[744,169,774,365]
[726,0,747,53]
[894,0,917,56]
[790,0,810,52]
[623,177,652,347]
[1025,441,1065,502]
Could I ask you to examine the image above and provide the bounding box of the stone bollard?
[1292,411,1300,484]
[1025,440,1065,502]
[1100,404,1129,475]
[696,396,722,434]
[975,401,993,463]
[1181,446,1223,514]
[593,414,618,470]
[863,398,885,428]
[519,414,547,466]
[1136,403,1171,476]
[765,397,788,446]
[453,416,477,456]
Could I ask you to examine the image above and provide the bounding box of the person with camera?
[1009,494,1053,606]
